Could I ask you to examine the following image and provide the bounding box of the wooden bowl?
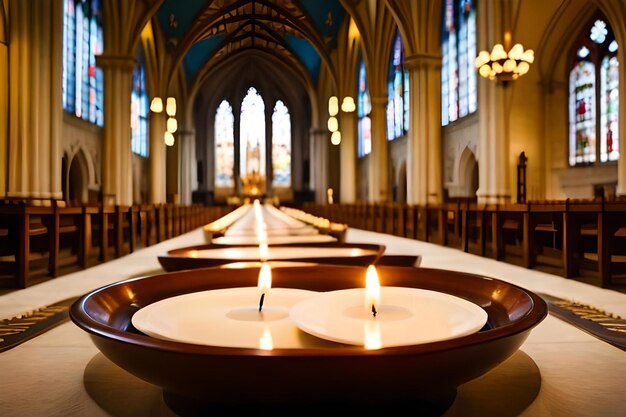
[157,242,386,271]
[70,264,546,414]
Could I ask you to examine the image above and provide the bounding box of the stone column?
[166,134,179,203]
[148,110,167,203]
[476,80,512,204]
[339,110,357,203]
[369,96,389,202]
[97,54,136,206]
[474,0,511,204]
[178,129,196,205]
[7,0,63,200]
[310,128,328,203]
[405,54,444,205]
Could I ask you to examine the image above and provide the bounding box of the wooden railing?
[300,198,626,289]
[0,199,235,289]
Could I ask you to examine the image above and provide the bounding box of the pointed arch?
[457,145,478,198]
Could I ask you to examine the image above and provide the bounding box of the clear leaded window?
[569,15,619,166]
[240,87,266,178]
[271,100,292,187]
[215,100,235,187]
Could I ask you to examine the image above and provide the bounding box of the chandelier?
[475,41,534,82]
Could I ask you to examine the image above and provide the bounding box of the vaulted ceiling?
[154,0,348,90]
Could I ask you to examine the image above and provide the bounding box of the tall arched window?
[214,100,235,187]
[131,45,149,157]
[240,87,266,178]
[387,29,409,141]
[441,0,476,126]
[272,100,292,187]
[62,0,104,126]
[569,15,619,166]
[357,58,372,157]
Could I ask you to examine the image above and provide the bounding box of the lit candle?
[365,265,380,317]
[258,327,274,350]
[289,265,488,348]
[131,264,318,349]
[258,262,271,311]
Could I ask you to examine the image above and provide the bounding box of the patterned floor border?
[0,297,78,353]
[539,293,626,351]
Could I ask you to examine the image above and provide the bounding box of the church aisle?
[1,226,625,417]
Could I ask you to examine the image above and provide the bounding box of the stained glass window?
[130,45,149,157]
[240,87,266,178]
[62,0,104,126]
[215,100,235,187]
[357,58,372,157]
[387,29,409,141]
[569,16,619,166]
[441,0,476,126]
[272,100,291,187]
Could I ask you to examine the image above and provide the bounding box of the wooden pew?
[0,199,53,288]
[48,201,83,277]
[528,200,567,276]
[443,201,464,249]
[602,199,626,287]
[564,199,604,281]
[463,203,486,256]
[495,203,530,268]
[426,204,445,245]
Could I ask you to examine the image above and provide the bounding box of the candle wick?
[371,304,377,318]
[259,293,265,312]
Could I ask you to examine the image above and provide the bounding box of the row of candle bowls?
[70,202,547,412]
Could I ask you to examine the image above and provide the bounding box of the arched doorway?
[458,146,479,200]
[67,151,89,204]
[397,163,407,203]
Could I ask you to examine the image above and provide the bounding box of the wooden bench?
[48,202,83,277]
[0,199,54,288]
[426,204,445,246]
[495,203,530,268]
[529,200,567,276]
[602,200,626,287]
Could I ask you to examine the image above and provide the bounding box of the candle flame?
[259,242,269,262]
[258,262,272,294]
[365,265,380,316]
[364,321,382,350]
[259,327,274,350]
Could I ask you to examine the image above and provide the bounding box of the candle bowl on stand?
[157,242,386,271]
[70,264,547,415]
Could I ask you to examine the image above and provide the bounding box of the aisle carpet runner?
[1,293,625,352]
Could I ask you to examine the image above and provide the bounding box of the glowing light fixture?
[475,32,534,83]
[164,131,175,146]
[341,96,356,112]
[150,97,163,113]
[327,116,338,132]
[331,131,341,145]
[328,96,339,116]
[166,97,177,116]
[167,117,178,133]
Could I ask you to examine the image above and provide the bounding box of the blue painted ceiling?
[155,0,347,85]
